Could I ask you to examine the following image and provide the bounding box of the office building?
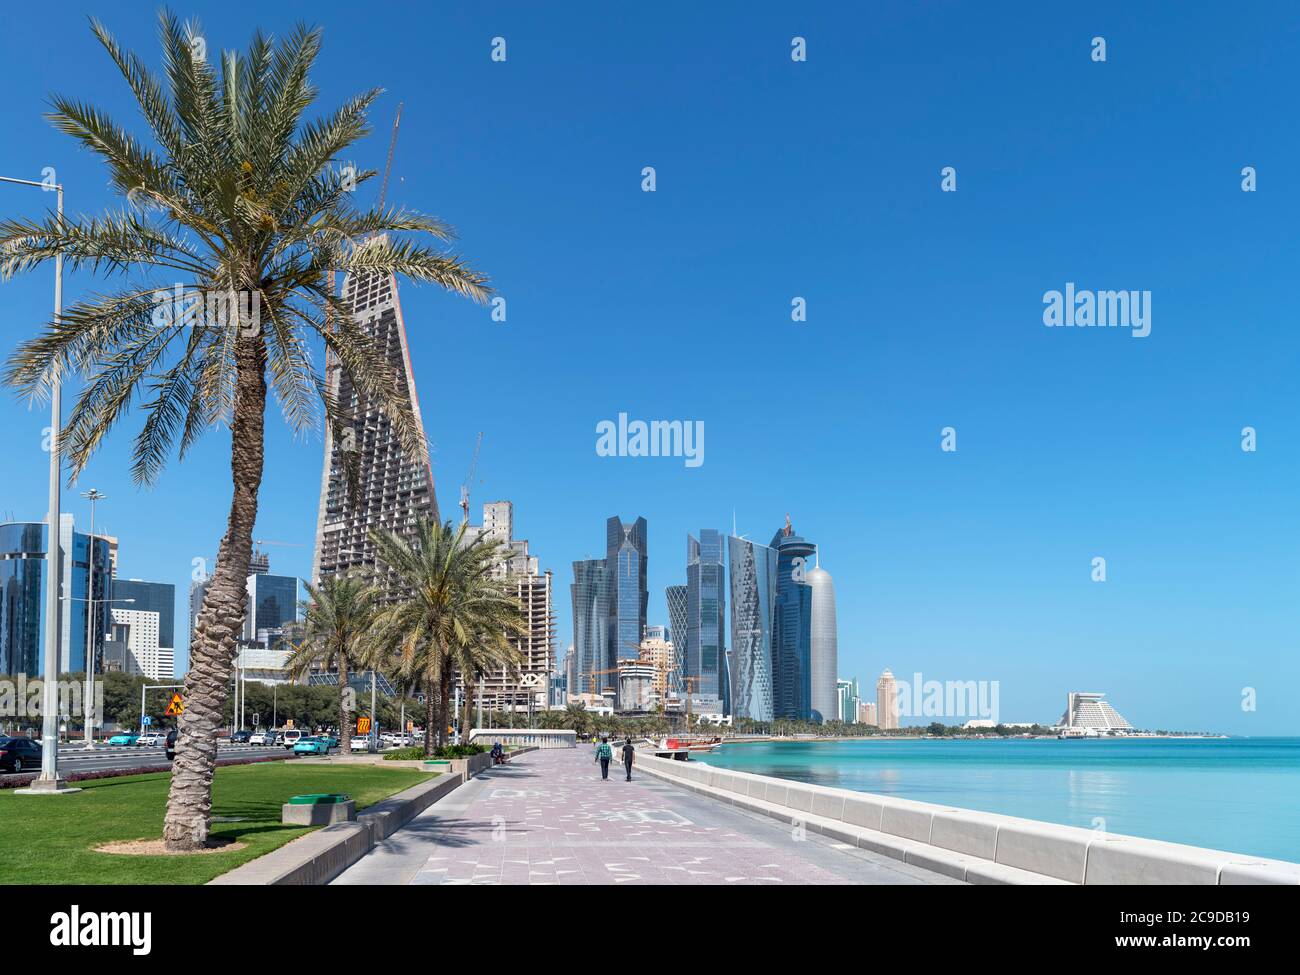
[877,669,899,730]
[571,559,613,697]
[686,529,727,712]
[806,558,838,723]
[770,518,815,721]
[858,701,878,726]
[837,677,859,723]
[607,516,648,664]
[727,533,778,722]
[311,254,440,592]
[639,634,674,703]
[109,607,174,680]
[665,584,687,693]
[244,573,300,641]
[617,659,657,712]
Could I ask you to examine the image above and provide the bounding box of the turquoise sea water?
[693,737,1300,862]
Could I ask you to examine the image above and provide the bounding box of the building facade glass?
[245,573,300,640]
[606,516,647,665]
[0,522,45,677]
[665,584,687,694]
[571,558,613,697]
[770,522,816,721]
[727,533,777,722]
[113,579,176,652]
[686,530,726,707]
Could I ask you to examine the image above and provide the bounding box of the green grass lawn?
[0,761,431,884]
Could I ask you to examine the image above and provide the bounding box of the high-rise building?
[243,574,300,641]
[109,607,174,680]
[311,258,439,590]
[806,559,838,723]
[665,584,688,693]
[617,658,657,712]
[459,502,556,712]
[571,559,613,697]
[639,634,674,704]
[686,529,727,712]
[727,533,778,722]
[877,669,899,730]
[113,579,175,655]
[837,677,859,723]
[607,516,648,665]
[0,517,112,678]
[858,700,878,726]
[770,518,815,721]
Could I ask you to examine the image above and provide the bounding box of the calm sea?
[693,737,1300,862]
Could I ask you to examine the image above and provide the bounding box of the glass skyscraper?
[770,520,816,721]
[571,558,613,697]
[665,584,687,694]
[686,529,726,707]
[113,579,176,653]
[727,533,778,722]
[244,573,300,640]
[606,516,648,664]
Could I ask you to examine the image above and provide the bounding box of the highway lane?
[0,743,289,780]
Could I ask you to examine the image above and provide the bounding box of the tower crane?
[459,431,483,525]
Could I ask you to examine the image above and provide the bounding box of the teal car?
[108,732,140,746]
[293,735,338,756]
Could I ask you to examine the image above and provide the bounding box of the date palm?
[286,574,380,753]
[370,517,525,756]
[0,14,489,849]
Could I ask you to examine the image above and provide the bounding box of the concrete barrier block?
[879,798,933,843]
[1085,837,1229,886]
[856,830,921,862]
[281,800,356,827]
[1219,860,1300,885]
[764,782,789,807]
[782,784,815,813]
[811,790,846,821]
[966,860,1074,886]
[904,846,973,882]
[995,820,1091,883]
[841,795,884,831]
[930,810,1000,860]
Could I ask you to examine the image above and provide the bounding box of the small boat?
[662,736,723,753]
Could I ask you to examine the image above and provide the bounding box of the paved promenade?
[333,747,959,885]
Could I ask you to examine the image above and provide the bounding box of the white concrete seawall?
[635,754,1300,885]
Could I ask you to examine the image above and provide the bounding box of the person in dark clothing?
[621,739,635,781]
[595,736,613,779]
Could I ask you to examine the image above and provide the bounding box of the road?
[0,743,288,781]
[333,747,961,885]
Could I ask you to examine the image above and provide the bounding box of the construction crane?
[459,431,483,525]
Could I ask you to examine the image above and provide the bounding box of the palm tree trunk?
[461,676,474,752]
[423,680,436,757]
[439,666,452,749]
[338,651,351,752]
[163,335,266,851]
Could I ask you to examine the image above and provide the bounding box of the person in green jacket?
[594,736,613,779]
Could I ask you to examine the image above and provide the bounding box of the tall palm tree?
[370,517,525,756]
[0,15,489,850]
[285,574,380,752]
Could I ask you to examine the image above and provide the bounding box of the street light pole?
[80,489,105,749]
[2,175,76,795]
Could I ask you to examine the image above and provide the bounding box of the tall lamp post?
[2,173,77,795]
[81,489,105,748]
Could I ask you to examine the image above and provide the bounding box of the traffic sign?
[142,716,152,726]
[356,716,371,735]
[164,693,184,716]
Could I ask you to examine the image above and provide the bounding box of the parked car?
[108,732,139,746]
[280,729,308,750]
[293,735,338,756]
[165,728,177,761]
[248,730,271,745]
[136,732,165,747]
[0,735,42,773]
[349,735,378,752]
[229,730,253,744]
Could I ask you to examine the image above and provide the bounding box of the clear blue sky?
[1,3,1296,734]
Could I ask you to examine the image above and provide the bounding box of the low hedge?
[382,743,487,761]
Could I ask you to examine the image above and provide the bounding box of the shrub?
[382,743,487,761]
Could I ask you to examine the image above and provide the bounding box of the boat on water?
[661,735,723,753]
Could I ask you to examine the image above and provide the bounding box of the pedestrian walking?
[594,736,613,780]
[621,738,635,781]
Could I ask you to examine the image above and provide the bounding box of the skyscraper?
[770,518,815,721]
[113,579,177,680]
[607,516,648,665]
[665,584,687,694]
[244,574,300,641]
[571,559,613,697]
[877,669,899,730]
[311,260,438,589]
[727,533,778,722]
[806,559,838,723]
[686,529,727,710]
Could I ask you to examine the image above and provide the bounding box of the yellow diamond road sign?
[164,693,184,716]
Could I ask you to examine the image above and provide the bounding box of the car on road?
[229,730,253,744]
[293,735,338,756]
[108,732,140,746]
[136,732,165,747]
[248,730,272,745]
[0,735,42,773]
[349,735,380,752]
[165,728,177,761]
[280,729,308,750]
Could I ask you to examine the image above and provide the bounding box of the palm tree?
[285,575,380,752]
[370,517,525,756]
[0,15,489,850]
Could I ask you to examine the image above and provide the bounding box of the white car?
[248,731,270,745]
[136,732,164,747]
[281,729,308,750]
[349,735,378,752]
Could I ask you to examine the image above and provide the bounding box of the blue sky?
[1,2,1296,733]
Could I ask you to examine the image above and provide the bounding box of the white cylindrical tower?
[806,564,838,723]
